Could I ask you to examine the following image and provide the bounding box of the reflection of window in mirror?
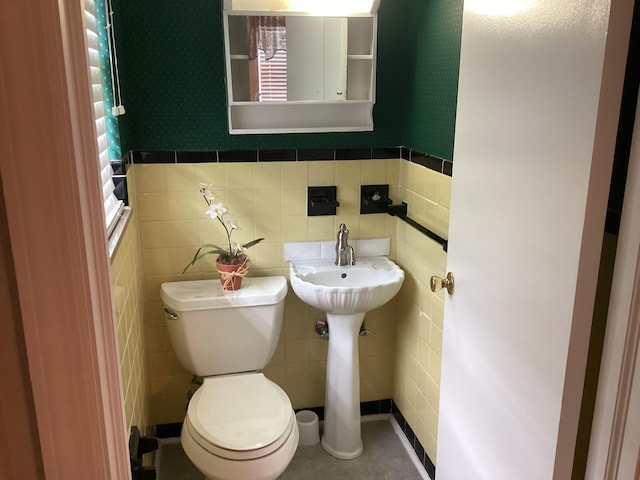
[241,16,347,102]
[247,16,287,102]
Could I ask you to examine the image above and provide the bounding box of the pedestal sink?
[289,256,404,459]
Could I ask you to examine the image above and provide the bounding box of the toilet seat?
[186,373,295,461]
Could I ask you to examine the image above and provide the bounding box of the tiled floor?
[157,417,430,480]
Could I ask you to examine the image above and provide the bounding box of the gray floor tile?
[157,441,202,480]
[157,420,426,480]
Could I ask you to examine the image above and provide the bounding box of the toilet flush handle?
[164,308,178,320]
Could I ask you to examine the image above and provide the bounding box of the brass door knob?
[430,272,454,295]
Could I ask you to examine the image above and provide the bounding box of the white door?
[436,1,633,479]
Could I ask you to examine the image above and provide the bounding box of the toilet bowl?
[181,374,299,480]
[161,276,297,480]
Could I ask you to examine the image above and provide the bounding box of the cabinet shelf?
[228,101,374,134]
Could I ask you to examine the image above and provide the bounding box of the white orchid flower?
[230,241,246,255]
[227,216,240,231]
[183,182,264,275]
[199,183,217,202]
[206,202,227,219]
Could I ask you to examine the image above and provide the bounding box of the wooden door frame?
[0,0,130,478]
[587,91,640,480]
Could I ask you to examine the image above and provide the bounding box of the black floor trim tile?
[154,398,435,476]
[391,400,436,478]
[155,423,182,438]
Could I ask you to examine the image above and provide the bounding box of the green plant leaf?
[182,244,228,273]
[242,237,265,250]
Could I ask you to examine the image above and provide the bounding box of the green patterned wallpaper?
[112,0,462,160]
[398,0,463,160]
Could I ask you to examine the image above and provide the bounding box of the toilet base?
[181,418,299,480]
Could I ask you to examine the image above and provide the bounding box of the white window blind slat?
[100,163,112,185]
[258,49,287,101]
[97,131,109,154]
[94,101,106,119]
[84,1,97,29]
[95,116,107,136]
[86,32,98,50]
[85,0,123,236]
[89,64,102,84]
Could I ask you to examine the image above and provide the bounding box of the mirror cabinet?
[223,11,377,134]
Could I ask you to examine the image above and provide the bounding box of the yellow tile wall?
[110,168,151,437]
[399,161,452,239]
[134,159,402,425]
[125,156,450,463]
[394,164,451,461]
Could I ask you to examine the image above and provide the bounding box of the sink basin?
[288,256,404,460]
[289,256,404,314]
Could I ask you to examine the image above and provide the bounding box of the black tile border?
[392,400,437,479]
[335,148,373,160]
[131,151,176,164]
[177,151,218,163]
[443,160,453,176]
[290,399,394,421]
[259,149,297,162]
[409,151,453,178]
[218,149,258,162]
[155,398,434,477]
[126,147,452,177]
[373,147,402,159]
[298,149,335,161]
[411,152,443,172]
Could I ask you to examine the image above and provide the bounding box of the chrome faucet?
[335,223,355,266]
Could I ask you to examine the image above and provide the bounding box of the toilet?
[160,276,299,480]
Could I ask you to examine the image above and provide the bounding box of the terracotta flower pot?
[216,257,249,290]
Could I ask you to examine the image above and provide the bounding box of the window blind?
[258,49,287,101]
[85,0,123,236]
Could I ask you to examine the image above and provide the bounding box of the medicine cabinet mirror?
[223,12,378,134]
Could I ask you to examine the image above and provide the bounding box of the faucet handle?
[346,245,356,265]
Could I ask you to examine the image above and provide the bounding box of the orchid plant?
[183,183,264,272]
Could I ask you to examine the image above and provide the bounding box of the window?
[84,0,125,238]
[257,48,287,101]
[247,16,287,102]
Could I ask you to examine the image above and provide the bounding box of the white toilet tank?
[160,276,287,377]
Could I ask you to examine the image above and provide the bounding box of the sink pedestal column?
[321,312,366,459]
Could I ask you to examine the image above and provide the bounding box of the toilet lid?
[186,373,294,460]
